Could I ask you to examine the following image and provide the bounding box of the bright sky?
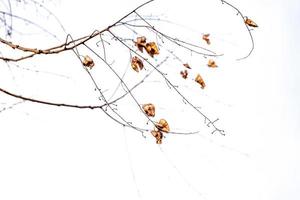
[0,0,299,200]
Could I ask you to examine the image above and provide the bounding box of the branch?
[221,0,255,60]
[0,87,104,109]
[0,0,154,62]
[108,30,225,136]
[0,0,258,138]
[0,10,58,38]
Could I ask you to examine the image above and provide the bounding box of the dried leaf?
[82,55,95,69]
[135,36,147,52]
[134,37,159,57]
[142,103,155,117]
[180,70,188,79]
[245,17,258,27]
[151,130,163,144]
[202,34,211,45]
[207,59,217,68]
[195,74,205,89]
[145,42,159,57]
[183,63,191,69]
[131,56,144,72]
[156,119,170,133]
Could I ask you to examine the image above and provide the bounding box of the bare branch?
[221,0,256,60]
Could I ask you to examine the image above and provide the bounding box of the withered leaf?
[195,74,205,89]
[180,70,188,79]
[145,42,159,57]
[183,63,191,69]
[142,103,155,117]
[131,56,144,72]
[245,17,258,27]
[207,59,217,68]
[202,34,211,45]
[151,130,163,144]
[82,55,95,69]
[135,36,147,52]
[156,119,170,133]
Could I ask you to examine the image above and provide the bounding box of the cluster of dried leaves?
[0,0,260,147]
[135,36,159,57]
[177,34,221,90]
[117,36,159,73]
[134,34,220,143]
[142,103,170,144]
[78,16,258,143]
[130,36,160,73]
[151,119,170,144]
[179,59,217,90]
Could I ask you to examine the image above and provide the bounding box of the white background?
[0,0,299,200]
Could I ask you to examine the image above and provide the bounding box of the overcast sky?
[0,0,299,200]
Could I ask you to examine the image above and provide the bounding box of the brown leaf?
[183,63,191,69]
[151,130,163,144]
[82,55,95,69]
[195,74,205,89]
[142,103,155,117]
[202,34,211,45]
[131,56,144,72]
[180,70,188,79]
[145,42,159,57]
[135,36,147,52]
[156,119,170,133]
[207,59,217,68]
[245,17,258,27]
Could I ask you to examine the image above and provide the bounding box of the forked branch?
[0,0,259,142]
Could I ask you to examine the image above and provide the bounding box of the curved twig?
[221,0,255,60]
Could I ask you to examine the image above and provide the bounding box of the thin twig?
[221,0,255,60]
[0,0,154,62]
[109,30,225,136]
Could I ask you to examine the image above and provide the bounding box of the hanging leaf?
[145,42,159,57]
[135,36,147,52]
[180,70,188,79]
[207,59,217,68]
[142,103,155,117]
[134,37,159,57]
[82,55,95,69]
[151,130,163,144]
[183,63,191,69]
[202,34,211,45]
[156,119,170,133]
[131,56,144,72]
[245,17,258,27]
[195,74,205,89]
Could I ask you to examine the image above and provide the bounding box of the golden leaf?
[180,70,188,79]
[135,36,147,52]
[202,34,211,45]
[142,103,155,117]
[145,42,159,57]
[195,74,205,89]
[131,56,144,72]
[183,63,191,69]
[151,130,163,144]
[156,119,170,133]
[207,59,217,68]
[245,17,258,27]
[82,55,95,69]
